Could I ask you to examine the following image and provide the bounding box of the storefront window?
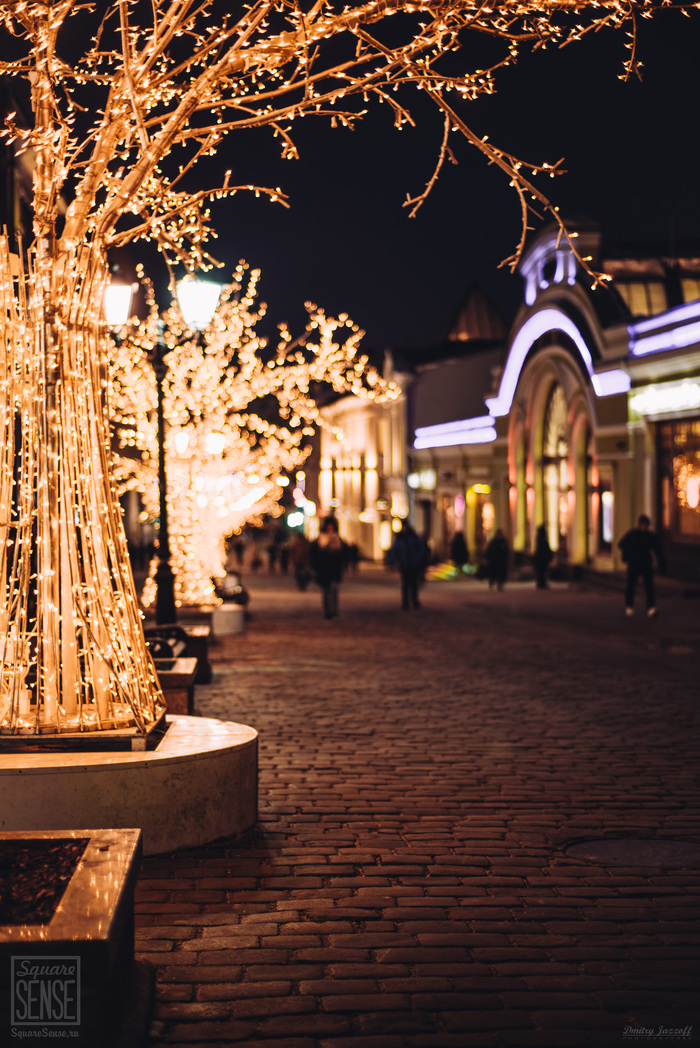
[681,277,700,303]
[658,418,700,541]
[616,281,667,316]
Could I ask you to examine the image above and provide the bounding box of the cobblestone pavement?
[138,567,700,1048]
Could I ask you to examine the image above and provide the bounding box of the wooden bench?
[146,624,212,685]
[182,624,213,683]
[153,656,198,716]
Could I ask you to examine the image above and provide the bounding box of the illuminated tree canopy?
[3,0,696,274]
[110,263,398,607]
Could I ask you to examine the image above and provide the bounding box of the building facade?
[409,224,700,581]
[315,361,408,559]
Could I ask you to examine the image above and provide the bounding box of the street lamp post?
[151,323,178,625]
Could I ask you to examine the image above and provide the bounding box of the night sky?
[200,10,700,354]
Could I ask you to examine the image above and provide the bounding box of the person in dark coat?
[289,533,312,591]
[533,524,553,589]
[310,516,346,619]
[449,531,469,574]
[387,521,428,609]
[618,514,666,617]
[485,528,509,591]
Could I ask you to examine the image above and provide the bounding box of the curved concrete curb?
[0,716,258,855]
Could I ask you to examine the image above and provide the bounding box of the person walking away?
[618,513,666,617]
[485,529,509,591]
[533,524,553,589]
[346,543,360,573]
[449,531,469,576]
[289,533,312,592]
[387,521,427,609]
[310,517,346,619]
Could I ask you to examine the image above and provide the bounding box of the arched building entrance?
[507,345,599,571]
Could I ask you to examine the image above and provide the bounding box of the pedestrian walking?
[618,513,667,617]
[449,531,469,575]
[310,516,347,619]
[289,533,312,591]
[533,524,553,589]
[346,543,360,573]
[250,542,263,572]
[387,520,428,609]
[485,528,509,591]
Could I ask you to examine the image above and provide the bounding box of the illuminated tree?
[0,0,692,733]
[111,264,398,607]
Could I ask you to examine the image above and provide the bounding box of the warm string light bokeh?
[3,2,689,284]
[0,239,164,735]
[1,0,695,733]
[110,264,399,608]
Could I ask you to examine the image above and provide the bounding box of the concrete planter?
[0,829,149,1047]
[211,603,246,635]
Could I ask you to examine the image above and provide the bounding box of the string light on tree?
[110,263,398,609]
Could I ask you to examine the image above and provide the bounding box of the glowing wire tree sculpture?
[0,0,693,734]
[0,237,162,734]
[111,264,398,608]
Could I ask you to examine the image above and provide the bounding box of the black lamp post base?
[154,560,177,625]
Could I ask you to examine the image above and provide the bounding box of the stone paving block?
[158,965,243,983]
[353,1010,440,1035]
[229,996,317,1018]
[327,963,410,978]
[160,1020,253,1041]
[197,980,290,1001]
[138,951,198,967]
[294,948,373,962]
[258,1014,351,1038]
[441,1009,534,1031]
[500,992,597,1010]
[298,979,377,996]
[453,977,529,992]
[499,1030,594,1046]
[155,1002,233,1021]
[179,935,260,951]
[412,992,503,1011]
[158,984,194,1002]
[134,938,178,952]
[375,947,474,964]
[261,935,323,949]
[135,903,202,915]
[319,993,411,1012]
[138,926,199,940]
[198,948,289,964]
[382,907,461,920]
[170,913,242,930]
[280,920,355,934]
[201,922,278,937]
[533,1009,630,1029]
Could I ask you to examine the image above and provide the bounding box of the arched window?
[542,385,569,554]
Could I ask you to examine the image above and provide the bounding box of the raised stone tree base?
[0,715,259,855]
[0,829,147,1047]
